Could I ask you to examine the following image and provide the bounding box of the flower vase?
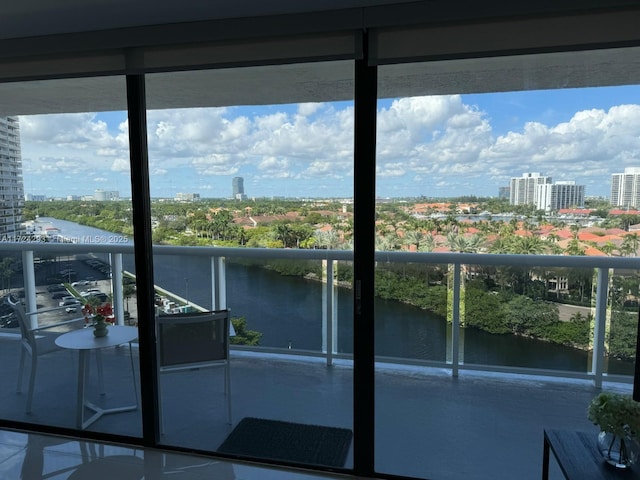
[93,318,109,337]
[597,431,640,468]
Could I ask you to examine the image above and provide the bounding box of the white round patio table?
[55,325,138,430]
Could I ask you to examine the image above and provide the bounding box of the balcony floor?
[0,330,628,480]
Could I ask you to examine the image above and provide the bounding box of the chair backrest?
[157,309,230,372]
[8,300,35,353]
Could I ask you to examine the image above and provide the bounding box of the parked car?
[65,306,78,313]
[71,280,91,287]
[81,288,102,296]
[87,293,108,303]
[59,296,78,307]
[51,292,70,299]
[61,299,82,308]
[0,313,17,328]
[46,284,65,292]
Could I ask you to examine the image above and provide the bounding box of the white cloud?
[17,94,640,198]
[297,103,322,117]
[377,163,406,177]
[480,104,640,182]
[111,158,130,172]
[19,112,131,190]
[258,156,289,172]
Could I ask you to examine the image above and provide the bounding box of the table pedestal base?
[81,401,138,430]
[75,338,138,430]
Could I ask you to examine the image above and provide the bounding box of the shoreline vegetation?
[24,197,640,362]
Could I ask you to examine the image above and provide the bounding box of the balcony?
[0,242,637,480]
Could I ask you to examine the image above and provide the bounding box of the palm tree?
[403,230,426,251]
[565,238,586,256]
[621,233,640,257]
[419,233,438,252]
[446,233,483,253]
[316,230,340,249]
[488,236,511,254]
[510,236,545,255]
[546,232,560,243]
[600,241,617,256]
[273,223,292,247]
[375,235,398,251]
[569,223,581,240]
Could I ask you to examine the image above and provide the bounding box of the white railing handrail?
[4,241,640,269]
[6,241,638,387]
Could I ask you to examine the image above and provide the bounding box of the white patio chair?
[9,299,104,413]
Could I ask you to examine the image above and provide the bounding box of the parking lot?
[0,254,119,328]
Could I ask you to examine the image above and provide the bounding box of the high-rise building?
[536,181,585,212]
[25,194,46,202]
[0,117,24,240]
[175,192,200,202]
[498,186,510,200]
[94,189,120,201]
[509,172,552,206]
[610,167,640,208]
[232,176,247,200]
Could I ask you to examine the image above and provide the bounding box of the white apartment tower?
[536,181,585,212]
[509,172,552,206]
[0,117,24,240]
[94,189,120,201]
[610,167,640,208]
[175,192,201,202]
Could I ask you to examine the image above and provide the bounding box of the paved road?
[557,303,592,321]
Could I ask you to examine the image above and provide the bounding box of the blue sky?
[18,86,640,200]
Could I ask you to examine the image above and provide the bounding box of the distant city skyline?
[17,85,640,199]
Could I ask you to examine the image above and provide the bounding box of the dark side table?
[543,429,640,480]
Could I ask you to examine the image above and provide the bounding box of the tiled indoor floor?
[0,427,353,479]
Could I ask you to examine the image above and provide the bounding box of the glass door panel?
[0,76,141,438]
[375,49,640,478]
[146,61,355,468]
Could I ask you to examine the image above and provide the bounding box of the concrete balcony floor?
[0,330,629,480]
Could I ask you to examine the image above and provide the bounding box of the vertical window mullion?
[126,74,161,446]
[353,32,377,477]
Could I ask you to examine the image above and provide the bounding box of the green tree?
[0,257,14,292]
[230,317,262,346]
[465,286,509,333]
[501,296,559,336]
[620,233,640,257]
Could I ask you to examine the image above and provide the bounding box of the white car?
[80,289,102,297]
[60,298,81,307]
[65,306,78,313]
[58,296,76,306]
[71,280,91,287]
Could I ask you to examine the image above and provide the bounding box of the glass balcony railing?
[0,242,637,386]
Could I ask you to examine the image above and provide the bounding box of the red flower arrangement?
[82,303,115,325]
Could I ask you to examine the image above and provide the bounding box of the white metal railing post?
[22,250,38,329]
[592,267,609,389]
[332,260,338,362]
[111,253,124,326]
[451,263,461,377]
[211,256,227,310]
[322,259,337,366]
